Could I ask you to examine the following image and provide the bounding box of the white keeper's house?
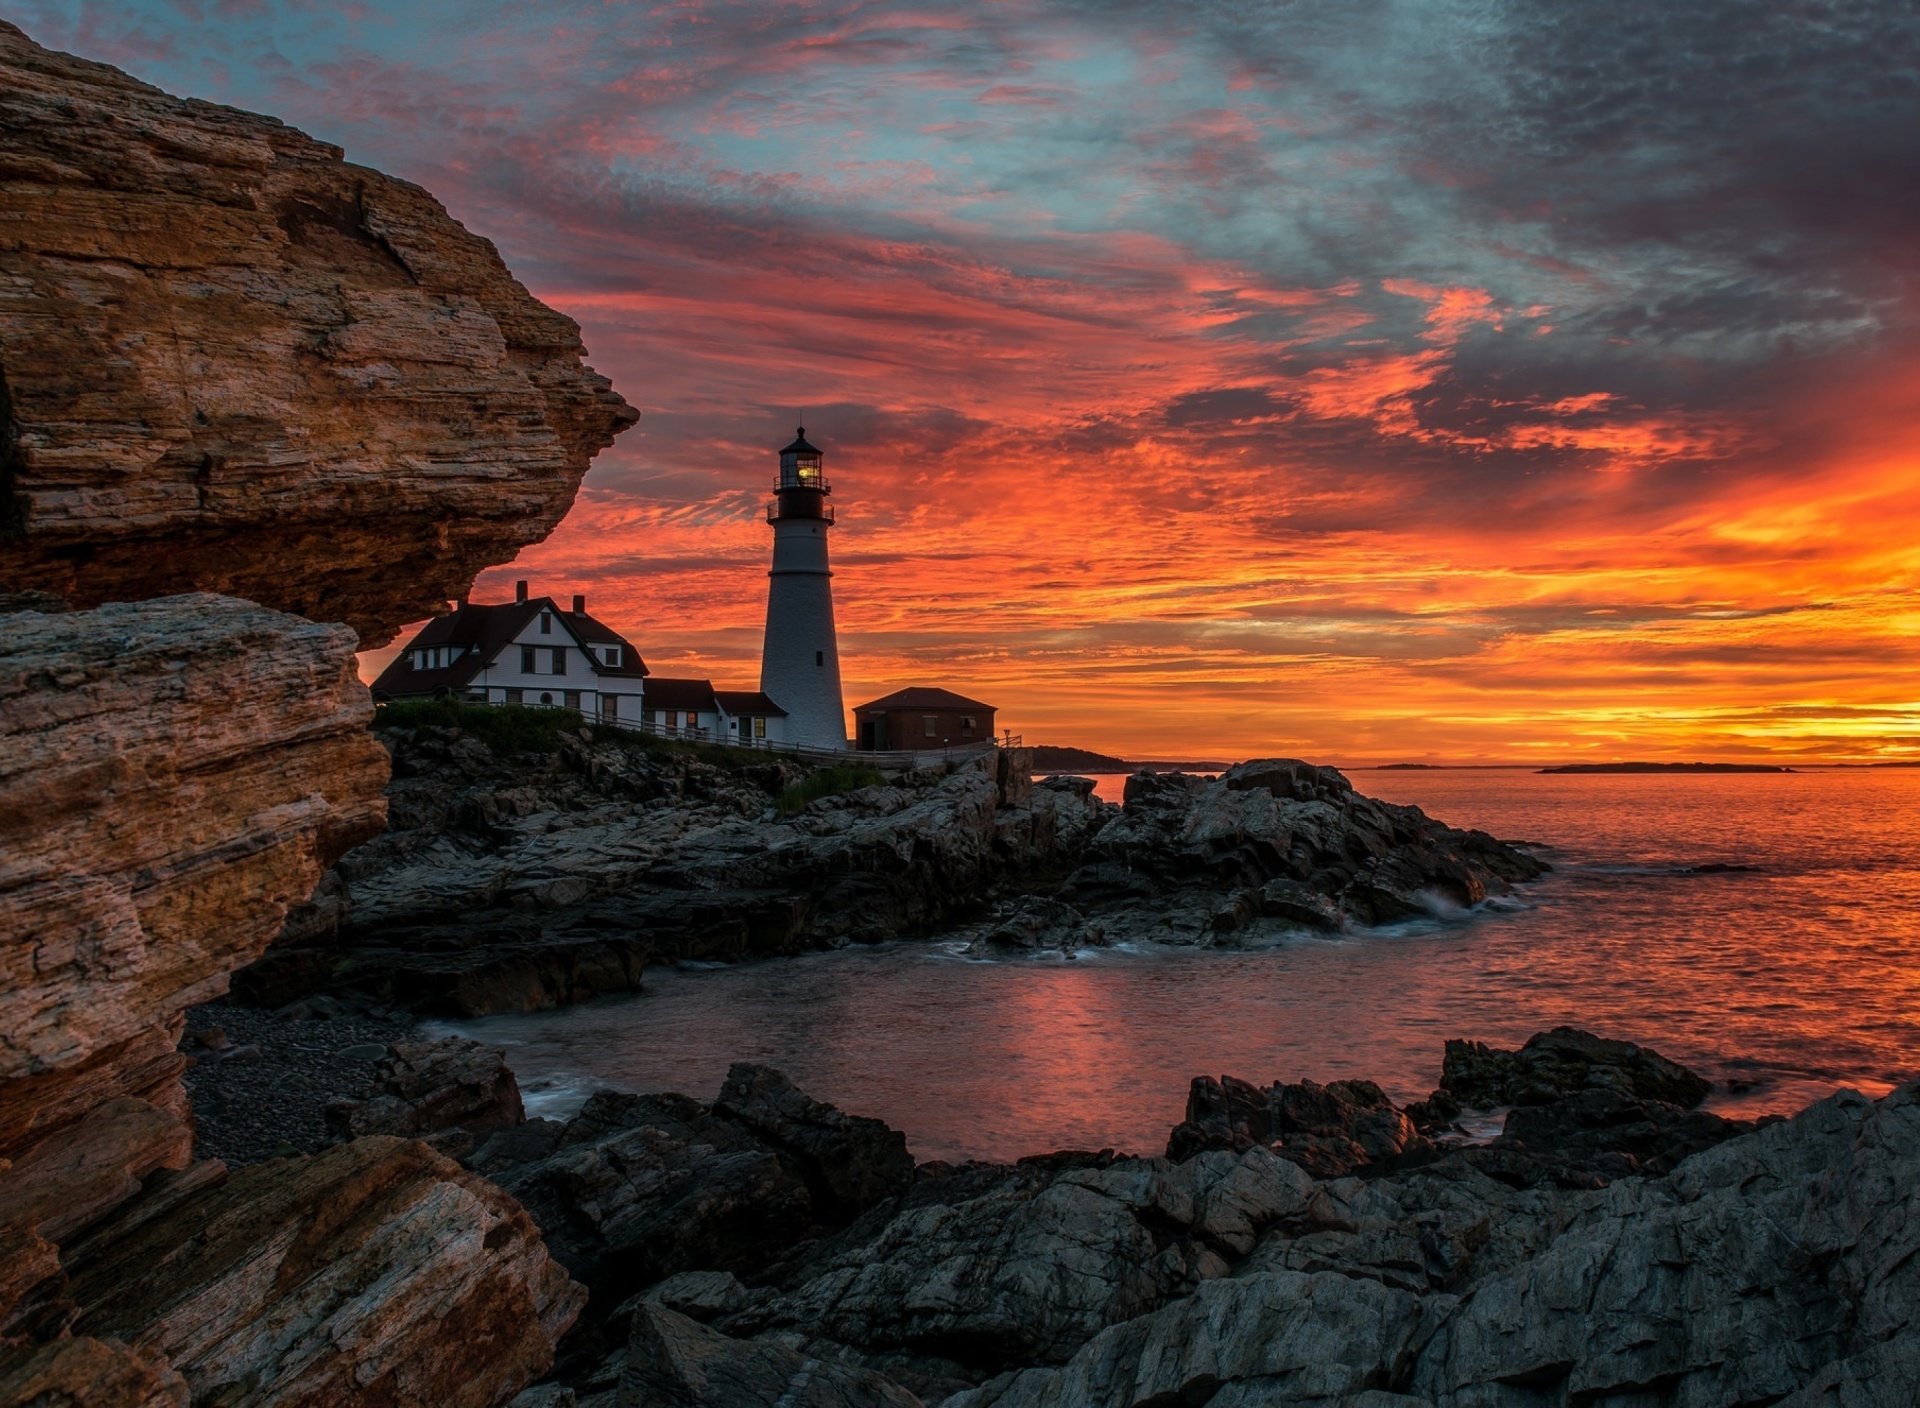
[370,581,650,723]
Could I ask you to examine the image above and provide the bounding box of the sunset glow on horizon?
[33,0,1920,763]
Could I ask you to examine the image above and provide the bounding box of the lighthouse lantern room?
[759,427,848,749]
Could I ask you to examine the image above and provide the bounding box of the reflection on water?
[438,768,1920,1163]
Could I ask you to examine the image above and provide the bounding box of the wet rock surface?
[1440,1024,1715,1109]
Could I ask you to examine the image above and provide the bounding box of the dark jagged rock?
[621,1303,924,1407]
[713,1065,916,1222]
[1440,1025,1714,1109]
[1170,1029,1734,1187]
[1062,758,1547,942]
[945,1083,1920,1408]
[966,897,1106,955]
[469,1062,919,1368]
[1167,1074,1427,1177]
[1496,1084,1752,1181]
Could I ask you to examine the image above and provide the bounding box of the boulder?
[713,1064,916,1222]
[473,1067,914,1310]
[968,898,1105,955]
[0,22,636,646]
[1440,1025,1713,1109]
[733,1146,1313,1376]
[942,1270,1429,1408]
[1494,1083,1751,1180]
[1168,1074,1427,1177]
[325,1036,525,1156]
[1410,1084,1920,1404]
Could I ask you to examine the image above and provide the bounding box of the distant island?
[1031,745,1232,773]
[1539,762,1797,774]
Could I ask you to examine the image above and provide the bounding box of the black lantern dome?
[770,426,833,522]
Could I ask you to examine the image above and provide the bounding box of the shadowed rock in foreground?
[477,1034,1917,1408]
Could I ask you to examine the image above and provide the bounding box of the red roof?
[643,677,719,712]
[853,686,995,713]
[713,690,788,717]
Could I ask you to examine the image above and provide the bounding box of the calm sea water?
[435,768,1920,1163]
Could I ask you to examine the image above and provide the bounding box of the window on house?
[506,688,523,704]
[540,612,552,635]
[552,647,566,675]
[962,716,976,734]
[521,646,536,673]
[754,717,766,739]
[604,646,621,668]
[924,715,937,737]
[564,690,580,709]
[816,651,824,666]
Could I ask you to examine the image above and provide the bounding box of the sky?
[18,0,1920,763]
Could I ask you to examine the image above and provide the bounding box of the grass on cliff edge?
[775,762,888,816]
[372,698,781,769]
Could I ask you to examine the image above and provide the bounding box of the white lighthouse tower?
[759,427,847,750]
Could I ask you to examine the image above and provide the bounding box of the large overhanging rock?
[0,594,388,1173]
[0,21,638,646]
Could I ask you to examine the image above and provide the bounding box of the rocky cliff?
[0,21,634,1402]
[0,595,387,1170]
[0,22,637,646]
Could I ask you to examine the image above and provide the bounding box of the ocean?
[434,766,1920,1163]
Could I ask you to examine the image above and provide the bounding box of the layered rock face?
[0,595,388,1168]
[1,21,633,1400]
[238,718,1111,1016]
[0,23,636,645]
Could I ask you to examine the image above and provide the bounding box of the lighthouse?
[759,427,847,749]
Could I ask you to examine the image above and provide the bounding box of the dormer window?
[602,645,622,668]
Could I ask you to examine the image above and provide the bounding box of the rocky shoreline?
[169,1014,1920,1407]
[231,704,1549,1018]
